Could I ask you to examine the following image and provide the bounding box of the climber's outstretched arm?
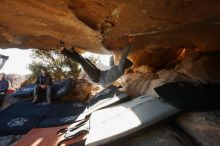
[118,36,135,70]
[0,55,9,70]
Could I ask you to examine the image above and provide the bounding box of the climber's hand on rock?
[127,36,135,44]
[58,40,65,51]
[0,54,9,60]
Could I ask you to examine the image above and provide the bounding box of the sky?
[83,52,111,70]
[0,48,111,75]
[0,48,33,75]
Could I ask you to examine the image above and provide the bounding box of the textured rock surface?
[1,0,220,67]
[122,51,220,97]
[104,125,195,146]
[0,0,106,53]
[176,111,220,146]
[62,79,93,102]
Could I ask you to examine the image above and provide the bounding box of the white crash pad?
[86,96,180,146]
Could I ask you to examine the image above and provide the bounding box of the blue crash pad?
[0,101,86,136]
[12,78,72,100]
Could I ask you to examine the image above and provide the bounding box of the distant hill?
[6,74,29,89]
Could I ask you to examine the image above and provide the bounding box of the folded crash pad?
[51,78,73,100]
[12,78,72,100]
[75,84,130,121]
[12,84,34,98]
[86,96,180,146]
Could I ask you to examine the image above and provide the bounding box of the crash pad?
[0,102,86,136]
[54,85,131,143]
[14,124,86,146]
[76,85,130,121]
[0,116,41,136]
[12,84,34,98]
[89,85,129,110]
[86,96,180,146]
[12,78,72,100]
[0,85,129,136]
[51,78,73,100]
[154,82,220,109]
[37,102,86,128]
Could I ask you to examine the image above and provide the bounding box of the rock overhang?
[1,0,220,67]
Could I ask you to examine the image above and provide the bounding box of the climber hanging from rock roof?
[0,54,9,70]
[58,36,134,86]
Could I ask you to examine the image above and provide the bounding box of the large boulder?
[62,79,94,102]
[105,125,194,146]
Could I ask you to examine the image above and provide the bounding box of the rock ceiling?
[1,0,220,67]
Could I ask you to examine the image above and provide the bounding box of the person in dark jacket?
[0,73,9,106]
[58,37,134,86]
[32,68,53,104]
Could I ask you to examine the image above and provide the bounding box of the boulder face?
[62,79,95,102]
[121,51,220,98]
[1,0,220,67]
